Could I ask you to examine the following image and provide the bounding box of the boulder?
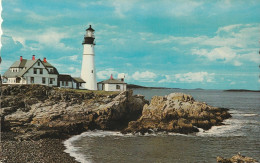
[123,93,231,134]
[217,153,258,163]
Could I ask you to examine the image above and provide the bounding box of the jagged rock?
[217,153,258,163]
[1,85,148,140]
[123,93,231,134]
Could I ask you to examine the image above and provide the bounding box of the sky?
[0,0,259,90]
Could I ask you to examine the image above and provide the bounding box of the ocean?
[64,89,260,163]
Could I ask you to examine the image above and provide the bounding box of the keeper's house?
[2,55,59,86]
[97,74,127,91]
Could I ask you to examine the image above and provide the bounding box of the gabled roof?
[58,74,72,81]
[98,78,126,84]
[72,77,86,83]
[3,59,59,78]
[4,59,38,78]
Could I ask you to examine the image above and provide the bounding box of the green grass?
[55,88,120,96]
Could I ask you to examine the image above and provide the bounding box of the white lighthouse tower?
[81,25,97,90]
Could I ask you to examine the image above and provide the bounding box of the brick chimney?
[32,55,35,60]
[43,57,47,63]
[110,74,113,79]
[20,56,23,62]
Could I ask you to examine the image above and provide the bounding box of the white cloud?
[68,55,79,62]
[97,68,119,80]
[148,23,259,66]
[126,63,132,66]
[167,1,203,17]
[192,47,236,62]
[49,55,81,63]
[216,24,243,34]
[159,72,215,83]
[0,60,13,74]
[13,8,22,12]
[132,71,157,82]
[111,0,136,18]
[233,60,242,66]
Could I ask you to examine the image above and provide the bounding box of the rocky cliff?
[123,93,231,134]
[1,85,148,140]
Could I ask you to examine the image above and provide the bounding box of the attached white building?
[58,74,85,89]
[97,74,127,91]
[2,56,59,86]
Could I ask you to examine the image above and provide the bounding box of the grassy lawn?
[55,88,120,96]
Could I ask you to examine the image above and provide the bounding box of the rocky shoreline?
[217,153,258,163]
[1,132,77,163]
[1,84,238,162]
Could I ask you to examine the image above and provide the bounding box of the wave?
[239,113,258,117]
[196,119,245,137]
[64,132,92,163]
[196,112,259,137]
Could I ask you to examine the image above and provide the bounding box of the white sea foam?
[239,113,258,117]
[196,119,245,137]
[195,109,259,137]
[229,110,258,117]
[64,132,92,163]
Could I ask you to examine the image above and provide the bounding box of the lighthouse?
[81,25,97,90]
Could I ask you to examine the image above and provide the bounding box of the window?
[66,81,68,86]
[50,78,54,84]
[79,83,82,87]
[116,85,120,89]
[49,68,53,73]
[91,70,93,73]
[42,77,45,84]
[34,68,37,74]
[62,81,64,86]
[40,69,43,74]
[38,62,40,66]
[16,77,21,83]
[31,77,34,83]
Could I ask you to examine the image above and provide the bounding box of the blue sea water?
[64,89,260,163]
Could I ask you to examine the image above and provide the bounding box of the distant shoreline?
[224,89,260,92]
[127,84,260,92]
[127,84,178,89]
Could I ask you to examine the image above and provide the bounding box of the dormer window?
[38,62,40,66]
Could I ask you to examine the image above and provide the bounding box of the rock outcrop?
[217,153,258,163]
[1,85,148,140]
[123,93,231,134]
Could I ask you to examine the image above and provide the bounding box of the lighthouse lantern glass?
[87,30,94,37]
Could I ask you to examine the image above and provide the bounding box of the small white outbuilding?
[97,74,127,92]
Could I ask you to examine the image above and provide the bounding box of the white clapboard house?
[97,74,127,91]
[3,55,59,86]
